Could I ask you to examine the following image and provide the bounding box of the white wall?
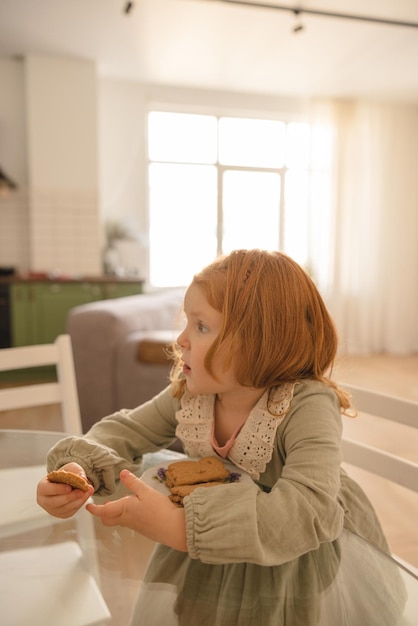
[26,54,101,275]
[98,79,148,278]
[0,58,30,272]
[0,54,101,275]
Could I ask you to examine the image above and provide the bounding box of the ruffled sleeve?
[47,387,180,494]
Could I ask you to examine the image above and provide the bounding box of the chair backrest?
[0,335,82,434]
[341,383,418,494]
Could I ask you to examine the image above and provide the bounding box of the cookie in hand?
[47,470,90,492]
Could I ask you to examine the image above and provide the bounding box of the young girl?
[37,249,405,625]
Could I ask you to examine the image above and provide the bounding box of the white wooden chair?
[341,383,418,495]
[341,383,418,625]
[0,334,83,537]
[0,334,82,434]
[0,338,110,624]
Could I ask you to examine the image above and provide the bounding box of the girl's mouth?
[182,363,191,375]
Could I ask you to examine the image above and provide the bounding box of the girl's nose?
[177,328,187,348]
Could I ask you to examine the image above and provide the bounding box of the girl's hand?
[36,462,94,519]
[87,470,187,552]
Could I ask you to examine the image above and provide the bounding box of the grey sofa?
[67,288,184,432]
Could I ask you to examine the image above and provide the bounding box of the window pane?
[309,170,333,289]
[222,170,280,252]
[147,110,333,289]
[149,163,217,286]
[311,124,334,169]
[283,170,309,267]
[219,117,285,168]
[148,112,217,164]
[286,122,311,169]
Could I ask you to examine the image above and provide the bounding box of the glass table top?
[1,429,417,626]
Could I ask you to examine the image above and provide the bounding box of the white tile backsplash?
[0,191,30,273]
[0,187,102,276]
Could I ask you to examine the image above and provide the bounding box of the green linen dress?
[47,381,407,625]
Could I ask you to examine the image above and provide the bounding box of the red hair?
[171,250,350,411]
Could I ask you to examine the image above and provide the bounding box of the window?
[148,111,332,287]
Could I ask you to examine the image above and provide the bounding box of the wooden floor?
[1,353,418,576]
[334,353,418,403]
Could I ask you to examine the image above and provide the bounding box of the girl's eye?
[198,321,209,333]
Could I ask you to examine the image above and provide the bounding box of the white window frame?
[146,102,323,288]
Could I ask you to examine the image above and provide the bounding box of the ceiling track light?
[201,0,418,29]
[0,166,18,197]
[124,2,134,14]
[292,8,304,33]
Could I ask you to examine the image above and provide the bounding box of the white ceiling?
[0,0,418,100]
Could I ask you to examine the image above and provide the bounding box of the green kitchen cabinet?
[9,279,143,346]
[10,283,33,347]
[30,282,103,345]
[102,281,142,299]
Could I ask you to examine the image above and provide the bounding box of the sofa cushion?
[67,289,184,432]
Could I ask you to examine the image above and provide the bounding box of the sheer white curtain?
[309,101,418,355]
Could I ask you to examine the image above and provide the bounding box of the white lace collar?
[175,383,296,480]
